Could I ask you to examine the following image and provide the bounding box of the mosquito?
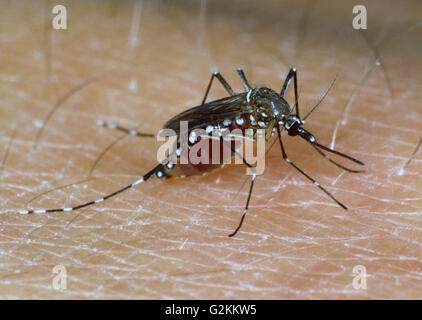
[20,67,365,237]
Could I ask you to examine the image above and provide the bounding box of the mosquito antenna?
[19,164,163,214]
[303,73,338,121]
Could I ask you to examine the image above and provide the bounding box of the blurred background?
[0,0,421,299]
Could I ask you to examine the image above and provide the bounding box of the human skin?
[0,0,421,299]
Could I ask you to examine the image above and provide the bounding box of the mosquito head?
[248,86,291,119]
[284,114,305,137]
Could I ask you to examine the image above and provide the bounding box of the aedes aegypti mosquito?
[20,68,365,237]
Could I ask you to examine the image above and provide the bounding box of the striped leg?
[236,67,252,91]
[280,67,300,118]
[19,164,163,214]
[225,142,257,237]
[228,173,256,237]
[96,120,156,138]
[201,71,235,105]
[275,122,348,210]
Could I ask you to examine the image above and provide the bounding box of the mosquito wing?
[163,92,250,134]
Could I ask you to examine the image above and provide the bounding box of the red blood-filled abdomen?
[166,116,250,177]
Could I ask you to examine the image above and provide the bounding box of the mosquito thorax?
[247,86,291,120]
